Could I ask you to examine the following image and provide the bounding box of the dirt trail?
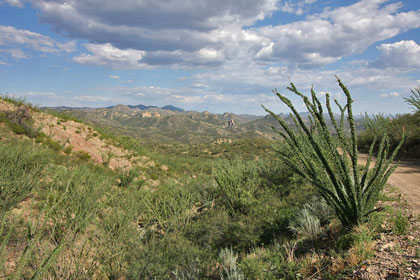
[358,153,420,214]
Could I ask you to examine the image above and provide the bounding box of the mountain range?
[49,104,363,144]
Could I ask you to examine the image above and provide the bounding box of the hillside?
[1,96,419,279]
[0,100,155,171]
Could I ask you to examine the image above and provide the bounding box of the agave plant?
[263,77,404,229]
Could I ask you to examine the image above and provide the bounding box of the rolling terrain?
[47,104,364,144]
[1,96,418,279]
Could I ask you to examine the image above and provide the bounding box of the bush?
[43,137,62,151]
[118,168,138,187]
[138,182,195,233]
[263,77,404,228]
[359,112,420,159]
[392,211,409,235]
[213,158,260,214]
[219,248,244,280]
[74,150,91,161]
[289,207,322,239]
[128,234,206,279]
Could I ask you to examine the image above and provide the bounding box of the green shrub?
[138,182,195,232]
[118,168,138,187]
[359,112,420,159]
[263,78,404,229]
[219,248,244,280]
[289,207,322,239]
[43,137,62,151]
[0,95,29,111]
[3,106,41,138]
[392,211,409,235]
[128,234,206,279]
[63,145,73,155]
[240,246,302,279]
[213,158,260,214]
[362,113,393,139]
[74,150,91,161]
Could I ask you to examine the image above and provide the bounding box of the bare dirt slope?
[0,100,154,171]
[358,153,420,214]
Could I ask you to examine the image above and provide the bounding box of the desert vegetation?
[0,79,418,279]
[359,84,420,159]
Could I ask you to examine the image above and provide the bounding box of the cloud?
[3,0,24,7]
[109,75,120,79]
[73,43,147,69]
[74,43,227,69]
[49,64,69,71]
[28,0,277,51]
[25,0,420,70]
[56,41,76,53]
[74,95,122,103]
[23,91,56,96]
[380,92,399,98]
[255,0,420,67]
[278,0,317,15]
[369,40,420,69]
[0,25,76,58]
[0,48,26,59]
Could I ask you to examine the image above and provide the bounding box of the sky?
[0,0,420,115]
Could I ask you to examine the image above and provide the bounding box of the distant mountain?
[103,104,184,112]
[161,105,184,112]
[45,105,363,144]
[54,105,266,144]
[127,104,158,110]
[111,104,183,112]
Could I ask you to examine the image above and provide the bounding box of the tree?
[263,77,404,229]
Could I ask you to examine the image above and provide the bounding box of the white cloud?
[172,94,228,104]
[75,43,227,69]
[255,0,420,67]
[73,43,147,69]
[278,0,317,15]
[381,92,399,98]
[28,0,277,51]
[109,75,120,79]
[56,41,76,53]
[3,0,23,8]
[0,25,76,58]
[23,91,56,96]
[369,40,420,69]
[49,64,69,71]
[24,0,420,71]
[0,48,26,59]
[74,95,122,103]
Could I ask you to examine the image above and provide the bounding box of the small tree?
[404,84,420,112]
[263,77,404,229]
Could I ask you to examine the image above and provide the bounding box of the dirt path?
[358,154,420,214]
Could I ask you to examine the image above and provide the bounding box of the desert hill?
[47,104,364,144]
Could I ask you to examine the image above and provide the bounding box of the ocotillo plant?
[263,77,404,229]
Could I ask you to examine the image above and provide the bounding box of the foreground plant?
[263,77,404,228]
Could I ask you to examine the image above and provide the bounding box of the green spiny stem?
[263,78,404,228]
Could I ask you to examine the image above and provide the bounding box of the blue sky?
[0,0,419,115]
